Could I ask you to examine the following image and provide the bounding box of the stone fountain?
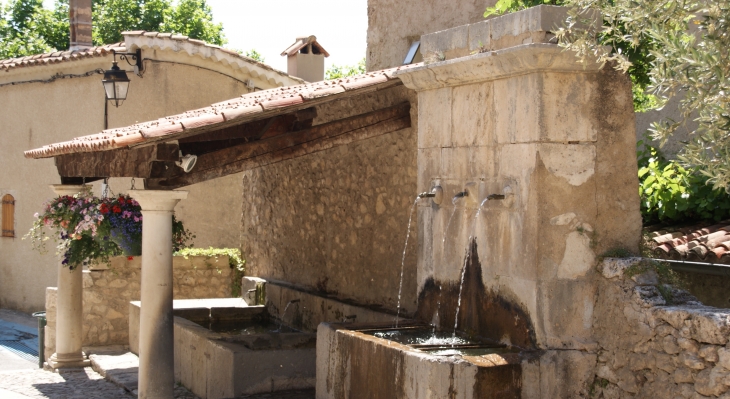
[317,6,641,398]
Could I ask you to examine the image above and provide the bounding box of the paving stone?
[0,368,132,398]
[89,350,199,399]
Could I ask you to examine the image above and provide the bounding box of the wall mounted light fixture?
[102,49,143,108]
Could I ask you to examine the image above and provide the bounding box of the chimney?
[69,0,92,51]
[280,35,329,82]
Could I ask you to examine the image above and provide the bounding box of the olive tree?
[556,0,730,191]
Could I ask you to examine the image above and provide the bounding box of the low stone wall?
[261,279,401,332]
[593,258,730,398]
[44,255,230,360]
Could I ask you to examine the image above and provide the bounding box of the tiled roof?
[123,31,301,84]
[649,221,730,264]
[0,43,122,72]
[280,35,330,57]
[0,31,301,86]
[24,63,421,159]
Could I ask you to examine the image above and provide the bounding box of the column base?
[47,352,91,370]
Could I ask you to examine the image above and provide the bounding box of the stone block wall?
[366,0,495,70]
[592,258,730,399]
[400,43,641,349]
[44,255,230,360]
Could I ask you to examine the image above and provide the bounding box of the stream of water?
[277,300,299,331]
[452,204,485,341]
[395,197,419,328]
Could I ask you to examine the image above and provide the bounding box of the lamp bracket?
[112,49,144,76]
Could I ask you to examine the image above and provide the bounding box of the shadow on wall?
[416,239,537,349]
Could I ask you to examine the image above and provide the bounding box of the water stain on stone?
[416,238,537,349]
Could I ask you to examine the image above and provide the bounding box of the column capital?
[49,184,90,197]
[130,190,188,212]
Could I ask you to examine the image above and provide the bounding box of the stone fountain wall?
[392,5,642,396]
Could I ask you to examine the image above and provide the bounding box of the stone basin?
[316,321,526,399]
[130,298,316,399]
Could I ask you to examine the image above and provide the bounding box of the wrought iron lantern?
[102,49,143,107]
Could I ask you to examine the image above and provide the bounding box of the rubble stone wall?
[44,255,230,360]
[242,85,419,314]
[592,258,730,399]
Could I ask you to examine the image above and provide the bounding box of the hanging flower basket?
[102,196,143,256]
[26,190,194,269]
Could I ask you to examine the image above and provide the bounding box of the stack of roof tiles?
[649,221,730,264]
[24,63,421,159]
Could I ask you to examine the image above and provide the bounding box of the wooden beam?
[178,118,270,143]
[176,108,317,144]
[55,143,179,178]
[146,102,410,189]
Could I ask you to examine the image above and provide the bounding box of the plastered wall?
[0,58,283,312]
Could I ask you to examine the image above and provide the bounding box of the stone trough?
[130,298,316,399]
[317,321,526,398]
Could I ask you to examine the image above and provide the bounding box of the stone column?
[130,190,188,399]
[47,184,91,369]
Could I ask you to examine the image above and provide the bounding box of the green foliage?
[623,258,682,301]
[599,247,634,260]
[0,0,226,59]
[325,58,366,80]
[92,0,225,46]
[556,0,730,191]
[484,0,562,18]
[0,0,54,58]
[637,139,730,224]
[588,377,610,397]
[240,49,265,63]
[174,247,245,297]
[483,0,656,112]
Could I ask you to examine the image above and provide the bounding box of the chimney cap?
[281,35,330,57]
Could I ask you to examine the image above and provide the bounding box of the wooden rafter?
[53,103,411,190]
[146,103,411,189]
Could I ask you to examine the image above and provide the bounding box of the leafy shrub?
[638,140,730,224]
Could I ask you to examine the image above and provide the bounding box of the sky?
[41,0,369,73]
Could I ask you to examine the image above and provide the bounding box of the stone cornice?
[394,44,601,91]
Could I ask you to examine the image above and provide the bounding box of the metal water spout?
[418,186,443,205]
[479,194,506,208]
[453,191,468,201]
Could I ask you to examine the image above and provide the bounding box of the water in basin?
[363,326,519,357]
[369,328,469,346]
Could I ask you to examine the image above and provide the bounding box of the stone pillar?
[130,190,187,399]
[47,184,91,369]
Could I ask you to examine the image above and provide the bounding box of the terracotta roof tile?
[648,220,730,264]
[0,42,122,72]
[24,64,420,159]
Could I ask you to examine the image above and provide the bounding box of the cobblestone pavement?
[0,367,133,398]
